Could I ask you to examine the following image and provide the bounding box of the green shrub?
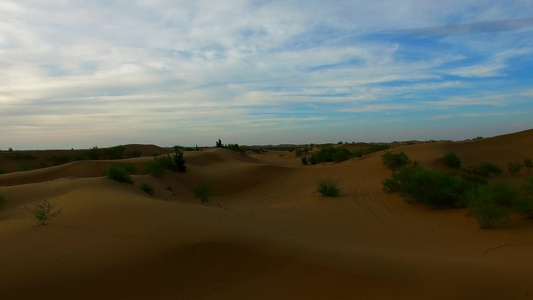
[141,183,155,196]
[301,156,308,165]
[105,165,134,184]
[144,159,165,177]
[192,183,213,203]
[524,158,532,172]
[507,162,523,175]
[472,162,502,177]
[399,167,469,208]
[382,151,410,171]
[515,177,533,217]
[117,163,137,175]
[466,183,519,228]
[172,147,186,172]
[443,152,461,169]
[26,200,63,226]
[317,178,341,196]
[310,145,352,163]
[382,176,401,193]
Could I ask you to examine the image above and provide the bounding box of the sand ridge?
[1,129,533,299]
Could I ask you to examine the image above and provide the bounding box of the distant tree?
[8,147,13,152]
[216,139,223,148]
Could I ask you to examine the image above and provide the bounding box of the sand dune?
[1,130,533,299]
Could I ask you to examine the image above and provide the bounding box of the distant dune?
[1,130,533,299]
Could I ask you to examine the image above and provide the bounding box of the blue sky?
[1,1,532,149]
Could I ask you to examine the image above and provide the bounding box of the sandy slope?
[1,130,533,299]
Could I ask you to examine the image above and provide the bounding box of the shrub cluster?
[382,153,533,228]
[317,178,341,196]
[310,145,351,163]
[383,163,477,208]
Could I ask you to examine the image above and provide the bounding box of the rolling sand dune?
[1,130,533,299]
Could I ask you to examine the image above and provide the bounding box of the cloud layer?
[1,1,532,148]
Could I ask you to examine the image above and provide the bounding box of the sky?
[1,0,532,149]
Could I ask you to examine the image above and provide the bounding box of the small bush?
[141,183,155,196]
[301,156,308,165]
[472,162,502,177]
[515,177,533,217]
[26,200,63,226]
[382,151,410,171]
[317,178,341,196]
[105,165,134,184]
[524,158,533,171]
[192,183,213,203]
[443,152,461,169]
[508,162,523,175]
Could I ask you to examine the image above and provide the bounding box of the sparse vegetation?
[26,200,63,226]
[382,151,410,171]
[383,163,474,208]
[5,152,37,160]
[141,183,155,196]
[352,143,390,158]
[443,152,461,169]
[310,145,352,163]
[18,161,30,171]
[465,182,518,228]
[144,159,165,177]
[317,178,341,196]
[102,145,126,159]
[508,162,523,175]
[105,164,134,184]
[192,183,213,203]
[525,158,533,173]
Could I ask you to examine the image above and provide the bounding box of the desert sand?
[1,130,533,299]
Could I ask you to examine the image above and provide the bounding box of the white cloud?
[1,1,532,148]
